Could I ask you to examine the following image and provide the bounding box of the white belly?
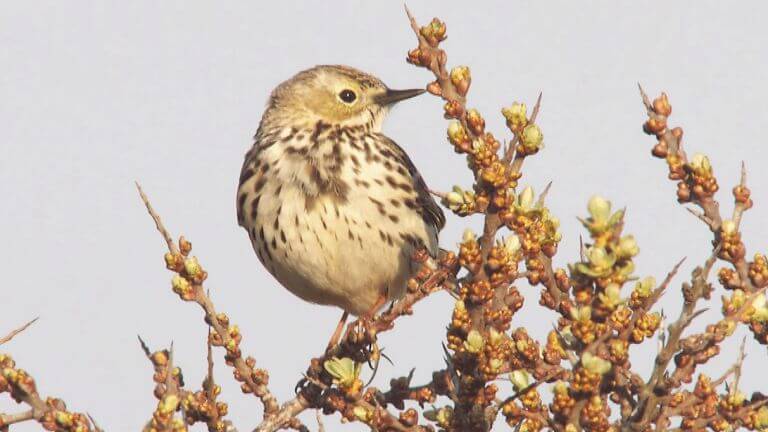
[244,182,433,316]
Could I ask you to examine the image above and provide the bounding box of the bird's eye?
[338,89,357,104]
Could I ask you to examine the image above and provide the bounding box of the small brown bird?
[236,65,444,346]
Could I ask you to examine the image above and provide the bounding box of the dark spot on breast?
[389,214,400,223]
[390,199,401,208]
[280,229,286,243]
[239,168,254,184]
[253,177,266,193]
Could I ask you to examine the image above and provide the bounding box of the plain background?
[2,1,767,430]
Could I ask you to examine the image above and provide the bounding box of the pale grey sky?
[1,1,767,430]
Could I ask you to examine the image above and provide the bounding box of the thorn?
[530,92,544,123]
[137,335,151,357]
[686,206,713,226]
[0,317,39,345]
[536,182,553,207]
[638,83,652,110]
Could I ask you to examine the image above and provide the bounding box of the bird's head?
[265,65,424,129]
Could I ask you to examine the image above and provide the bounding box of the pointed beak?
[375,88,426,106]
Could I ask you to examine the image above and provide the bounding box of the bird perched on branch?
[237,65,444,348]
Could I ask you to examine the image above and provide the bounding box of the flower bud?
[510,370,530,391]
[598,283,623,309]
[501,102,527,132]
[184,256,202,278]
[570,306,592,322]
[466,108,485,135]
[689,153,712,176]
[521,124,543,153]
[633,277,656,298]
[159,394,180,414]
[504,235,521,255]
[464,330,484,353]
[581,352,611,375]
[323,357,361,388]
[517,186,535,211]
[449,66,471,95]
[462,229,477,244]
[721,219,737,235]
[353,406,373,422]
[587,195,611,224]
[752,293,768,322]
[447,121,469,147]
[171,275,191,295]
[617,235,640,258]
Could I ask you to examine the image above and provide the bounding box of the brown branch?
[0,409,34,427]
[629,252,716,428]
[136,183,295,429]
[0,318,38,346]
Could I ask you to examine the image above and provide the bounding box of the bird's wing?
[377,134,446,232]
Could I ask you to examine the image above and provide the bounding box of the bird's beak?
[376,88,426,106]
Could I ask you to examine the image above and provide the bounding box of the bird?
[236,65,445,348]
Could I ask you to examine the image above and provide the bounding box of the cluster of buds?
[569,195,648,350]
[477,328,514,380]
[0,354,94,432]
[549,381,576,422]
[643,93,721,204]
[718,219,746,263]
[579,395,611,432]
[748,253,768,288]
[406,18,447,68]
[571,353,611,394]
[450,66,471,97]
[165,237,204,301]
[501,102,544,156]
[147,394,187,432]
[501,371,546,432]
[442,185,477,216]
[500,186,562,263]
[181,386,230,432]
[423,406,453,429]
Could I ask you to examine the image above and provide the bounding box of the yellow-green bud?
[617,235,640,258]
[521,124,543,152]
[510,370,530,391]
[501,102,527,131]
[581,352,611,375]
[689,153,712,176]
[323,357,361,389]
[464,330,484,353]
[587,195,611,225]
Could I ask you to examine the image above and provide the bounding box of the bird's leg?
[325,310,349,353]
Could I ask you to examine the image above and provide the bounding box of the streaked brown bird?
[236,65,444,347]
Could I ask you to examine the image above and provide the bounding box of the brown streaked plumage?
[236,65,443,318]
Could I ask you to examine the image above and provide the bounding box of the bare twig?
[0,318,38,345]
